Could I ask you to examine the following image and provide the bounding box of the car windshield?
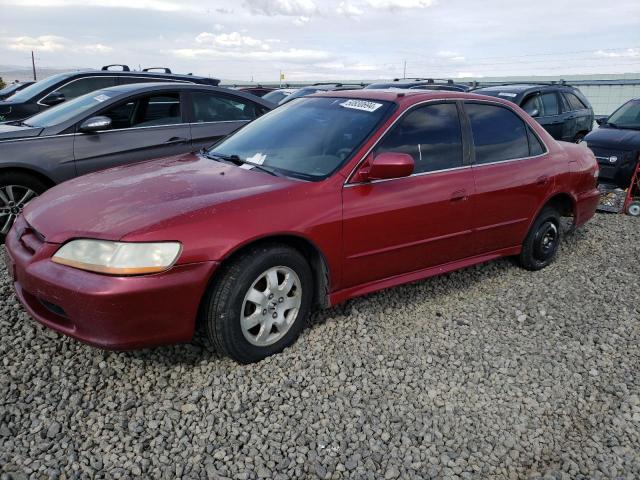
[262,90,293,104]
[208,96,393,180]
[4,73,71,102]
[280,88,322,105]
[607,100,640,129]
[24,89,117,128]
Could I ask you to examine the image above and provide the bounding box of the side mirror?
[596,116,608,126]
[356,152,414,182]
[79,116,112,133]
[41,91,66,106]
[529,108,540,118]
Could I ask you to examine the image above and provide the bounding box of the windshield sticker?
[246,152,267,165]
[93,94,110,102]
[498,92,518,98]
[339,99,383,113]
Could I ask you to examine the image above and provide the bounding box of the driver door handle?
[165,136,189,145]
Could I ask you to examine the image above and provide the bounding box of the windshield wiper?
[201,150,280,177]
[606,122,618,128]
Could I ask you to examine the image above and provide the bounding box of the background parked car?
[0,81,35,101]
[0,64,220,122]
[584,97,640,188]
[365,78,473,92]
[278,83,367,105]
[234,86,276,97]
[262,88,299,105]
[472,83,594,143]
[0,82,274,237]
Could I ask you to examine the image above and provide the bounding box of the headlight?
[52,239,182,275]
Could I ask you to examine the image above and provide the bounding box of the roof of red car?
[312,88,515,108]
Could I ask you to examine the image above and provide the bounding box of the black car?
[0,65,220,122]
[278,83,366,105]
[0,82,274,237]
[365,78,473,92]
[472,83,594,143]
[0,81,35,101]
[584,98,640,189]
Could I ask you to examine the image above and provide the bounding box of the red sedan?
[5,90,600,363]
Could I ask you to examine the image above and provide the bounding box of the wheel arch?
[0,166,56,189]
[211,233,331,310]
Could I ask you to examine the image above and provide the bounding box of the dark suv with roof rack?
[365,78,473,92]
[472,83,594,143]
[0,64,220,122]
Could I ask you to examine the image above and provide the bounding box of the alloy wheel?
[240,266,302,347]
[0,185,37,234]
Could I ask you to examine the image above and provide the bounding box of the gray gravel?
[1,213,639,479]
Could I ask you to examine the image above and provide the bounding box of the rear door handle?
[536,175,549,185]
[450,189,468,202]
[165,136,189,145]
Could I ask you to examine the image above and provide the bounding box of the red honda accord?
[5,90,600,363]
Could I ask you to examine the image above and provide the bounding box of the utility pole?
[403,60,406,79]
[31,51,37,81]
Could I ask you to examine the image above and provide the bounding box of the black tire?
[0,172,49,242]
[573,132,586,144]
[518,206,561,271]
[202,244,313,364]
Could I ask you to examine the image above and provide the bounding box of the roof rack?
[391,78,458,85]
[101,64,130,71]
[143,67,172,74]
[475,80,571,88]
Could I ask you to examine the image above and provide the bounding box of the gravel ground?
[1,213,639,480]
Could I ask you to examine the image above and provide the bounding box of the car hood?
[24,153,296,244]
[0,122,43,140]
[585,126,640,150]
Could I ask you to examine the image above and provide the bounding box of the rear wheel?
[627,201,640,217]
[518,206,561,271]
[0,172,48,242]
[573,132,586,143]
[202,244,313,363]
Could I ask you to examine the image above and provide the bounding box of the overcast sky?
[0,0,639,82]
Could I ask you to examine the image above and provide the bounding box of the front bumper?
[5,217,218,350]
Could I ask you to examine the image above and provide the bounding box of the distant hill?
[0,65,90,83]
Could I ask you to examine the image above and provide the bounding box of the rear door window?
[521,94,542,116]
[540,92,559,116]
[375,103,463,174]
[564,92,588,111]
[98,92,182,129]
[191,91,259,122]
[48,76,116,101]
[465,103,530,164]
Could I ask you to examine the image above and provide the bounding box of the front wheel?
[202,244,313,363]
[0,172,48,241]
[518,206,561,271]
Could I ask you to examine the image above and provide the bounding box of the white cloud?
[336,1,364,16]
[6,35,113,55]
[594,48,639,58]
[243,0,318,16]
[0,0,186,11]
[196,31,269,50]
[365,0,436,9]
[437,50,465,62]
[172,47,331,63]
[8,35,67,52]
[293,15,310,25]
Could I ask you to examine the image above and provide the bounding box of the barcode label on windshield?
[498,92,517,98]
[340,99,383,113]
